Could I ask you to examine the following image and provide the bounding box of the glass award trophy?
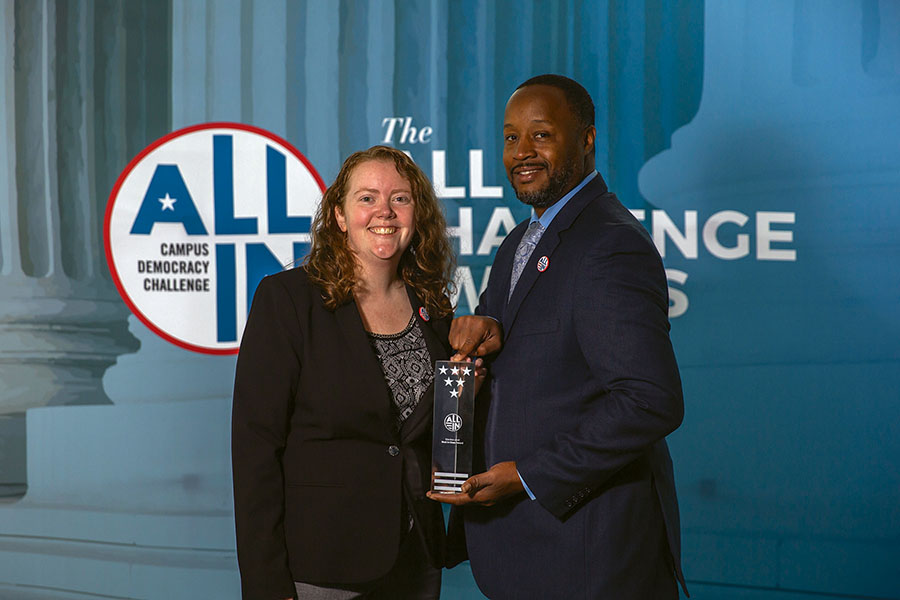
[431,360,475,493]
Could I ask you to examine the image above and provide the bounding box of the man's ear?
[334,205,347,232]
[583,125,596,156]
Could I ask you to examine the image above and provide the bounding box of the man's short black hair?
[516,74,595,129]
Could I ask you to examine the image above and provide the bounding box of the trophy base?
[432,471,468,493]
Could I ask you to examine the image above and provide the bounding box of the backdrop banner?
[0,1,898,599]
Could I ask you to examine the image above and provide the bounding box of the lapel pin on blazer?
[419,306,430,321]
[537,255,549,272]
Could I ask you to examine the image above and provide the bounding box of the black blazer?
[232,267,450,600]
[461,175,688,599]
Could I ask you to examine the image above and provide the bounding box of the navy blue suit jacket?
[463,175,688,599]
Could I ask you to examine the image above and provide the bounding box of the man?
[430,75,688,599]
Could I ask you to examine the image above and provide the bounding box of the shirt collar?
[530,170,598,228]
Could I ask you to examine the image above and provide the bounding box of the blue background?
[1,1,898,598]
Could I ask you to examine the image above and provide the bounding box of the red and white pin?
[419,306,430,321]
[536,255,549,272]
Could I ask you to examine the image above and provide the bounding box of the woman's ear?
[334,204,347,232]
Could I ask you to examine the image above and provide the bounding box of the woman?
[232,146,456,599]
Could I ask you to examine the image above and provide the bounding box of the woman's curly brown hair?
[305,145,455,318]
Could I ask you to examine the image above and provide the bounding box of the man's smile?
[511,163,547,183]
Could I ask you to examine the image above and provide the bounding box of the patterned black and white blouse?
[366,313,434,430]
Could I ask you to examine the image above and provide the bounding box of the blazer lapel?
[400,286,450,443]
[501,175,609,336]
[334,298,395,435]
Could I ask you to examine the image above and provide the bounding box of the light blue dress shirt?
[529,170,597,229]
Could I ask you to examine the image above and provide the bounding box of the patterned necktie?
[509,221,545,299]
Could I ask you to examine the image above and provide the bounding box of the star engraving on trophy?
[451,366,459,375]
[450,389,459,398]
[439,365,448,375]
[462,367,471,376]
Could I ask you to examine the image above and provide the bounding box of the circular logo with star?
[104,122,325,354]
[444,413,463,432]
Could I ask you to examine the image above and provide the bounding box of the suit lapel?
[502,225,561,328]
[495,221,528,316]
[334,298,395,435]
[501,175,609,336]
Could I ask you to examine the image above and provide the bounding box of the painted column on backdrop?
[392,0,445,155]
[638,0,900,596]
[248,0,288,135]
[303,0,341,182]
[105,0,244,404]
[573,0,612,179]
[1,4,240,597]
[0,0,139,421]
[447,0,498,195]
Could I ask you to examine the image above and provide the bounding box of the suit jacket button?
[388,445,400,456]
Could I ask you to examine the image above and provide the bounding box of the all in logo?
[444,413,463,432]
[105,123,326,354]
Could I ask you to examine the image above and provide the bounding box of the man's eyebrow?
[504,119,553,128]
